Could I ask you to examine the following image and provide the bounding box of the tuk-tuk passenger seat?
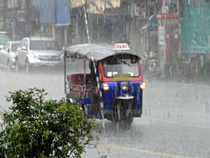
[67,74,97,96]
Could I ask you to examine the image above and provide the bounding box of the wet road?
[0,66,210,158]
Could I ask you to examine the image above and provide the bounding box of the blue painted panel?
[102,81,143,110]
[81,98,91,105]
[131,82,143,109]
[40,0,56,23]
[56,0,70,26]
[149,15,158,31]
[103,82,117,110]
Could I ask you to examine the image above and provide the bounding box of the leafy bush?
[165,52,191,81]
[0,88,97,158]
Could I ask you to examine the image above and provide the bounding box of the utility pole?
[3,0,6,31]
[82,0,90,44]
[25,0,30,36]
[158,0,166,71]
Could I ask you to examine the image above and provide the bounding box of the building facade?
[1,0,185,70]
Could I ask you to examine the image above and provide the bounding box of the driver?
[89,60,97,86]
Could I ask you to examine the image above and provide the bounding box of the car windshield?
[103,55,140,77]
[11,43,20,52]
[0,35,11,45]
[30,40,61,50]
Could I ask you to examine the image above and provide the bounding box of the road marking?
[102,143,197,158]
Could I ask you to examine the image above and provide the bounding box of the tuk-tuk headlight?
[140,82,146,89]
[102,83,109,90]
[121,82,129,91]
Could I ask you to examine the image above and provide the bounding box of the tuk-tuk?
[64,43,146,129]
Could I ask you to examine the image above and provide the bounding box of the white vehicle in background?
[0,32,11,50]
[15,37,63,73]
[0,41,20,71]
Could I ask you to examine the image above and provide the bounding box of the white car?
[0,32,11,50]
[0,41,20,71]
[16,37,63,73]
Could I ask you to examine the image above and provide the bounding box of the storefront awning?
[71,0,121,14]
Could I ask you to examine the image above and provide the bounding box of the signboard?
[114,43,130,50]
[71,0,84,8]
[56,0,70,26]
[40,0,56,23]
[162,0,178,14]
[71,0,121,14]
[158,26,165,45]
[162,18,179,25]
[133,3,146,18]
[162,6,169,14]
[149,15,158,31]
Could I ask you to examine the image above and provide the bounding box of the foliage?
[0,22,6,31]
[198,58,210,81]
[164,52,210,82]
[13,35,25,41]
[0,88,97,158]
[164,61,172,74]
[165,52,191,81]
[171,52,189,74]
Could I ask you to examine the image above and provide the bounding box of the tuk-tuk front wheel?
[113,99,133,130]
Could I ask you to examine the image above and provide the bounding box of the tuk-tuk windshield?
[103,55,140,77]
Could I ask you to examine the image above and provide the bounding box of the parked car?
[0,32,11,49]
[16,37,63,73]
[0,41,20,71]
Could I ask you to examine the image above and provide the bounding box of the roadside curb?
[145,79,210,89]
[164,80,210,89]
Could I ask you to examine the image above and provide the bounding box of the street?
[0,66,210,158]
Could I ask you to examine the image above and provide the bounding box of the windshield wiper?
[117,58,132,67]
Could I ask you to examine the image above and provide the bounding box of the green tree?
[0,88,97,158]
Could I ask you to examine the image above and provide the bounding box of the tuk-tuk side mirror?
[6,48,10,52]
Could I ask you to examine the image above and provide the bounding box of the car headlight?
[140,82,146,89]
[102,83,109,90]
[30,53,41,59]
[38,55,43,60]
[121,82,129,91]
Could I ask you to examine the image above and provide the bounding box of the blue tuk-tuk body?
[64,43,145,128]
